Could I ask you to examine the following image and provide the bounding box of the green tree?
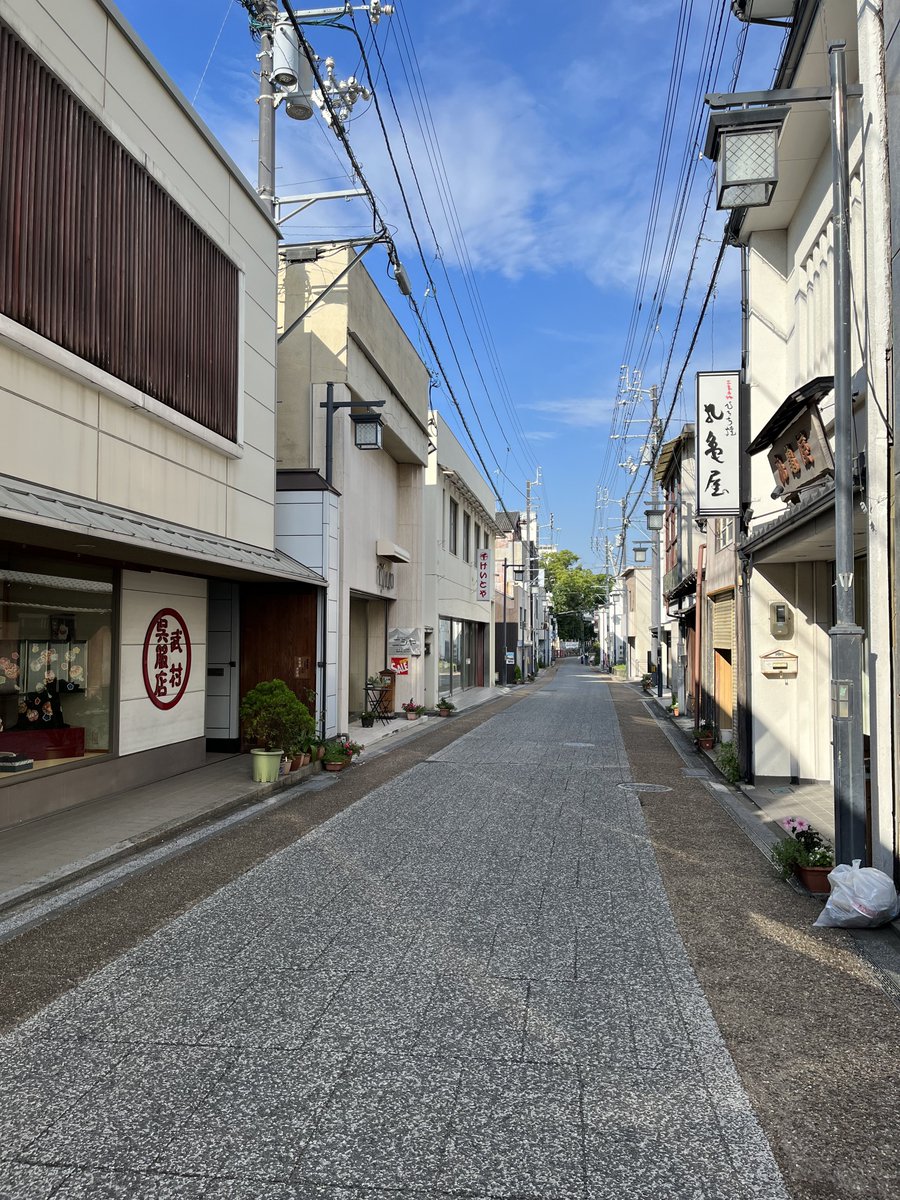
[542,550,611,643]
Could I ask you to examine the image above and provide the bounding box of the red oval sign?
[142,607,192,710]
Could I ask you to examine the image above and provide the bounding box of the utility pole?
[649,384,663,697]
[828,42,867,864]
[256,1,277,213]
[525,478,533,677]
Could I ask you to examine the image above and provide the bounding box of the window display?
[0,562,114,773]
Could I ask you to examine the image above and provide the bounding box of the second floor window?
[463,512,471,562]
[715,517,735,552]
[449,497,458,555]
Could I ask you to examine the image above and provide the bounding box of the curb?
[0,759,322,918]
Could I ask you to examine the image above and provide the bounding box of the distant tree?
[542,550,611,643]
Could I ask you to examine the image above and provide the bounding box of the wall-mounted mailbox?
[769,601,793,639]
[760,649,798,678]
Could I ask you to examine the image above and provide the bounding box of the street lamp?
[704,42,867,864]
[645,505,664,698]
[320,382,385,486]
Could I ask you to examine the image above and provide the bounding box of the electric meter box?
[760,650,798,678]
[769,602,793,639]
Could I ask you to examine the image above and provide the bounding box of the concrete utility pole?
[256,1,278,213]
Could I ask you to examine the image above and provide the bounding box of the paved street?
[1,662,791,1199]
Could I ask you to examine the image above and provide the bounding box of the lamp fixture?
[704,107,788,209]
[350,412,383,450]
[644,506,665,532]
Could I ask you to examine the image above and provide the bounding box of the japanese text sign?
[142,608,192,710]
[696,371,740,516]
[477,549,491,601]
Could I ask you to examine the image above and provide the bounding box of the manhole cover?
[617,782,672,794]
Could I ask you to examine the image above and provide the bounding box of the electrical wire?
[277,1,511,512]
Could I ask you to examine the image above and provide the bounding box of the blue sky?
[115,1,784,566]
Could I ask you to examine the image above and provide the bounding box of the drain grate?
[617,782,672,794]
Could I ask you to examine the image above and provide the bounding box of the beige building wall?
[0,0,280,551]
[277,249,430,728]
[424,414,497,705]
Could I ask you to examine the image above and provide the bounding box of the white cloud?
[523,396,617,429]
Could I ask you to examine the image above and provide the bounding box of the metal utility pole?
[649,384,663,697]
[828,41,867,864]
[525,478,533,677]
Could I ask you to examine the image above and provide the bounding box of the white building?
[726,0,893,869]
[275,246,430,733]
[423,414,499,704]
[0,0,323,830]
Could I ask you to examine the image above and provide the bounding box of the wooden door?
[240,584,318,712]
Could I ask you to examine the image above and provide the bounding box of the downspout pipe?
[739,239,754,781]
[694,544,705,734]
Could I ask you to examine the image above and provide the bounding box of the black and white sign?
[696,371,740,516]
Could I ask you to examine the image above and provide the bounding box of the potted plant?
[668,692,679,717]
[322,740,349,771]
[240,679,314,783]
[322,738,364,770]
[695,722,717,751]
[436,697,456,717]
[401,698,425,721]
[771,817,835,892]
[360,710,376,728]
[641,673,653,693]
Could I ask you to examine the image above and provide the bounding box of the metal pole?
[324,381,335,487]
[503,559,510,684]
[257,3,277,214]
[828,41,867,864]
[525,480,533,677]
[650,384,663,697]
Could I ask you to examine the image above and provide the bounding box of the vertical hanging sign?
[696,371,740,516]
[476,549,491,601]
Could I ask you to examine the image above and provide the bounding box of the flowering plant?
[401,698,425,714]
[771,816,834,878]
[436,697,456,711]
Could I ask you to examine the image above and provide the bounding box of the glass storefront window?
[0,562,114,774]
[438,618,452,694]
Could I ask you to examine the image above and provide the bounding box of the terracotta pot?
[406,712,419,721]
[698,737,714,751]
[316,745,325,760]
[794,865,832,894]
[323,761,346,772]
[438,709,451,717]
[290,753,311,771]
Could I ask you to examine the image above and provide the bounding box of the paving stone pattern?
[1,666,790,1199]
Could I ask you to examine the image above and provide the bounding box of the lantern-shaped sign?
[704,108,788,210]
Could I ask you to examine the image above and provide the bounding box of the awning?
[746,376,834,455]
[0,474,326,586]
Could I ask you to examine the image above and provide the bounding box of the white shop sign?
[696,371,740,516]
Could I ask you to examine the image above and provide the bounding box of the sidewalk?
[638,682,836,841]
[0,683,519,917]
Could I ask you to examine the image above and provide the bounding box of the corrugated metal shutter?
[0,19,239,440]
[711,593,735,651]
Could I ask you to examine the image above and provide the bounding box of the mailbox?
[760,650,798,678]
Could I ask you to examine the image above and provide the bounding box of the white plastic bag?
[813,860,900,928]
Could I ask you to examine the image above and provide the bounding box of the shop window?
[0,563,114,774]
[449,497,458,555]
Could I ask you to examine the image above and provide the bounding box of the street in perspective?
[2,663,900,1199]
[3,1,900,1198]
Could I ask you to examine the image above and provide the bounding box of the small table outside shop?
[365,683,392,724]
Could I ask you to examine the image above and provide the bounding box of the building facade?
[727,0,894,870]
[276,246,430,733]
[0,0,323,829]
[424,415,498,705]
